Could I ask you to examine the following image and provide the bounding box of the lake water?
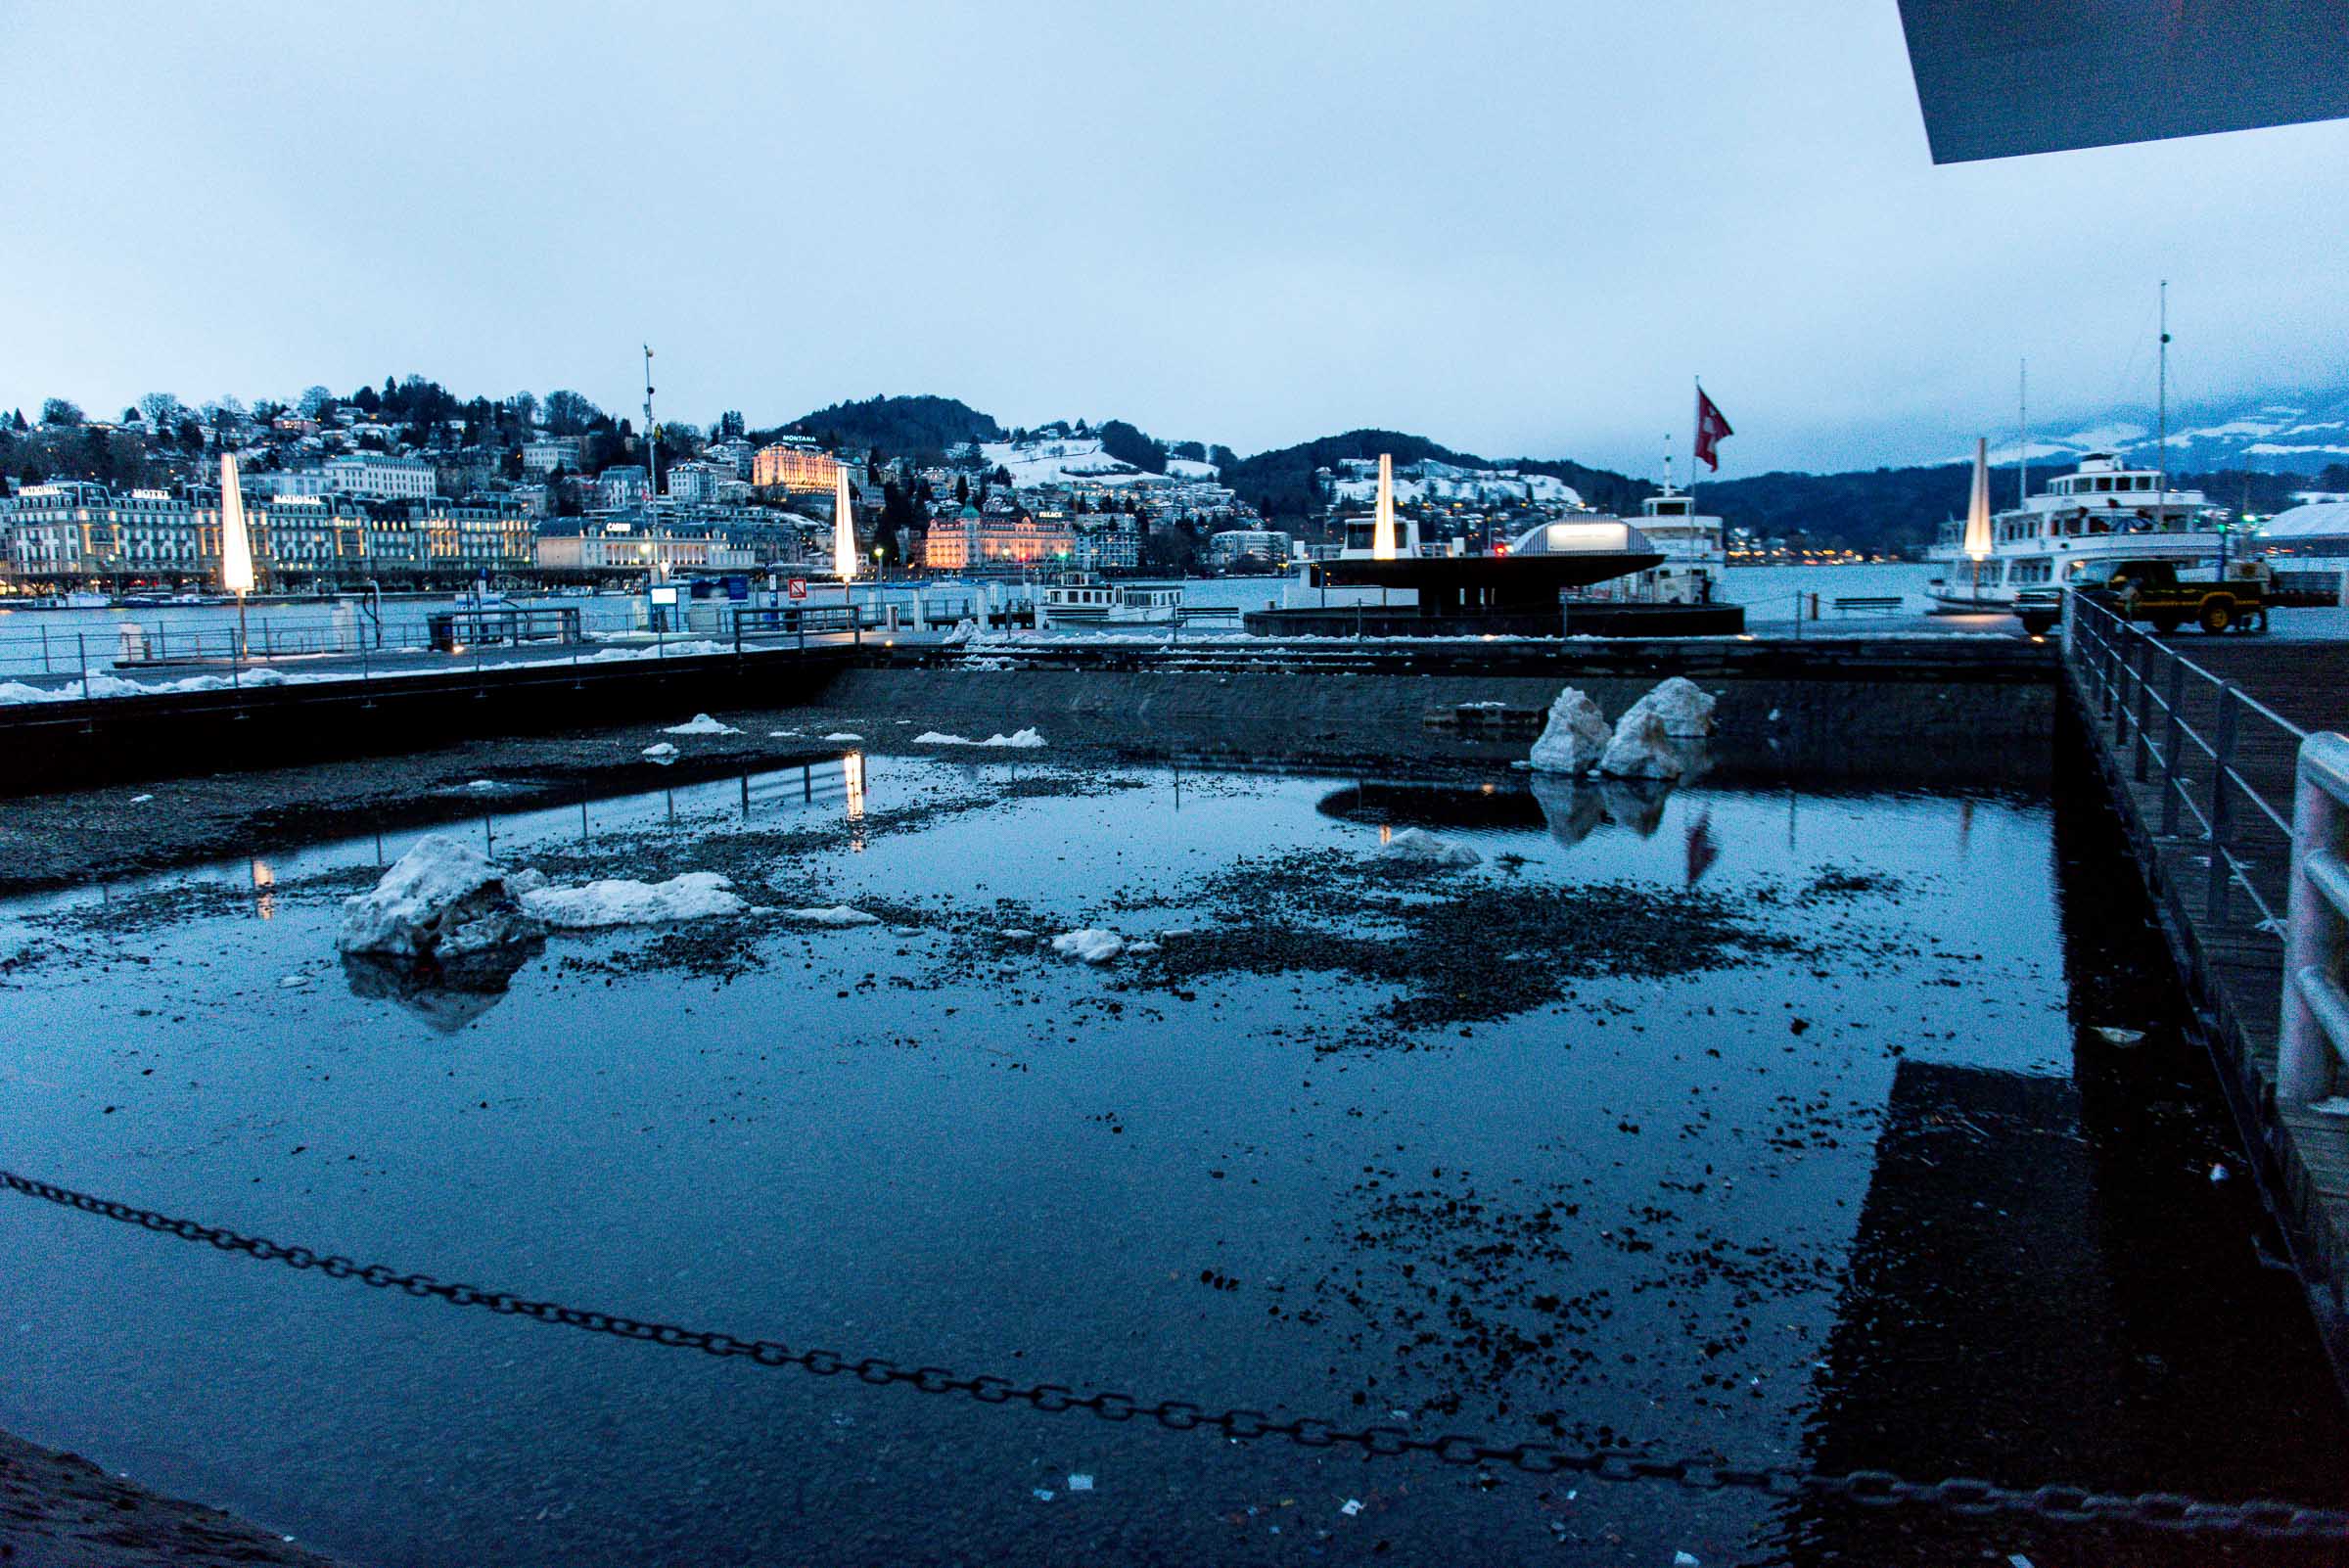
[1,750,2339,1566]
[0,566,1945,676]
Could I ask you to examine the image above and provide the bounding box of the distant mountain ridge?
[1970,385,2349,476]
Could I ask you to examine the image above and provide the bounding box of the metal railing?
[2064,590,2308,933]
[2280,733,2349,1105]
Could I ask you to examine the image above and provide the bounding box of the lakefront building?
[0,483,530,582]
[921,505,1078,573]
[534,519,758,574]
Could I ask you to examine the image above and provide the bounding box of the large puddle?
[2,749,2342,1566]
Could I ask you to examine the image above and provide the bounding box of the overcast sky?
[5,0,2344,478]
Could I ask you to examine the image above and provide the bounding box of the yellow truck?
[2071,558,2270,635]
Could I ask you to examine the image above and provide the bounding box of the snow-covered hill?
[1328,456,1583,510]
[978,437,1144,487]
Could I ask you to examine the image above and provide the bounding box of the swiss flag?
[1693,388,1733,472]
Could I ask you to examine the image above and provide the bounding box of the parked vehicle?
[2073,558,2269,634]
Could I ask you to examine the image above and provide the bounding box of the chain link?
[7,1166,2347,1543]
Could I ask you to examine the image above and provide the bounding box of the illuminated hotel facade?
[921,505,1078,573]
[752,438,842,492]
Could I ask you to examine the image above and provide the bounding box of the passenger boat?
[1925,451,2228,613]
[1624,485,1726,605]
[1038,573,1182,624]
[1930,288,2232,615]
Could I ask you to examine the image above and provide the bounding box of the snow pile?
[1597,708,1684,779]
[1527,687,1610,774]
[336,836,541,959]
[913,728,1046,748]
[519,872,744,929]
[784,905,882,927]
[942,619,980,646]
[1621,676,1716,738]
[641,742,678,761]
[584,639,733,662]
[822,731,864,743]
[0,681,60,706]
[1051,929,1126,963]
[1372,828,1483,868]
[662,714,740,736]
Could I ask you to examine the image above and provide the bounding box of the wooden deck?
[2068,627,2349,1379]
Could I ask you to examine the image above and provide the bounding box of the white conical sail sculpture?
[831,464,858,581]
[1961,438,1993,562]
[1372,452,1399,561]
[218,453,255,593]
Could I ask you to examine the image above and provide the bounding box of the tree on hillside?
[1098,419,1167,474]
[543,389,602,436]
[953,474,970,506]
[40,398,83,427]
[298,385,334,417]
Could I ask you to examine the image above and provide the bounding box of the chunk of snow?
[784,905,881,927]
[915,727,1046,748]
[822,732,864,742]
[1067,1474,1094,1492]
[1340,1499,1364,1517]
[2093,1026,2145,1045]
[999,928,1036,941]
[641,742,678,760]
[1622,675,1717,737]
[337,836,540,959]
[1597,708,1684,779]
[663,713,740,735]
[520,872,745,929]
[1528,687,1610,774]
[2309,1095,2349,1118]
[1371,827,1482,868]
[943,618,980,645]
[1052,929,1126,963]
[1125,940,1162,955]
[278,974,310,989]
[129,793,155,804]
[768,728,802,737]
[1675,1554,1701,1567]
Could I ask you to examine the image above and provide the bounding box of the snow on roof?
[2260,501,2349,540]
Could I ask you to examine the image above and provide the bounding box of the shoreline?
[0,1427,344,1568]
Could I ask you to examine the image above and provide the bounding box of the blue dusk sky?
[4,0,2344,476]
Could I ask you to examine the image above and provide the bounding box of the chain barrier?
[7,1166,2348,1544]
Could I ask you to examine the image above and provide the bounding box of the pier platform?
[2064,611,2349,1382]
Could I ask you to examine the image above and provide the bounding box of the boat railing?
[2063,589,2307,940]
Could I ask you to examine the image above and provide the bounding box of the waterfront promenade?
[2065,605,2349,1379]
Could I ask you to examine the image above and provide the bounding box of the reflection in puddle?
[341,944,540,1033]
[250,857,277,919]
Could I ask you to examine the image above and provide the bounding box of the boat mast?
[2017,358,2029,510]
[2155,282,2169,531]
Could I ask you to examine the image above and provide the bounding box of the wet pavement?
[1,744,2342,1566]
